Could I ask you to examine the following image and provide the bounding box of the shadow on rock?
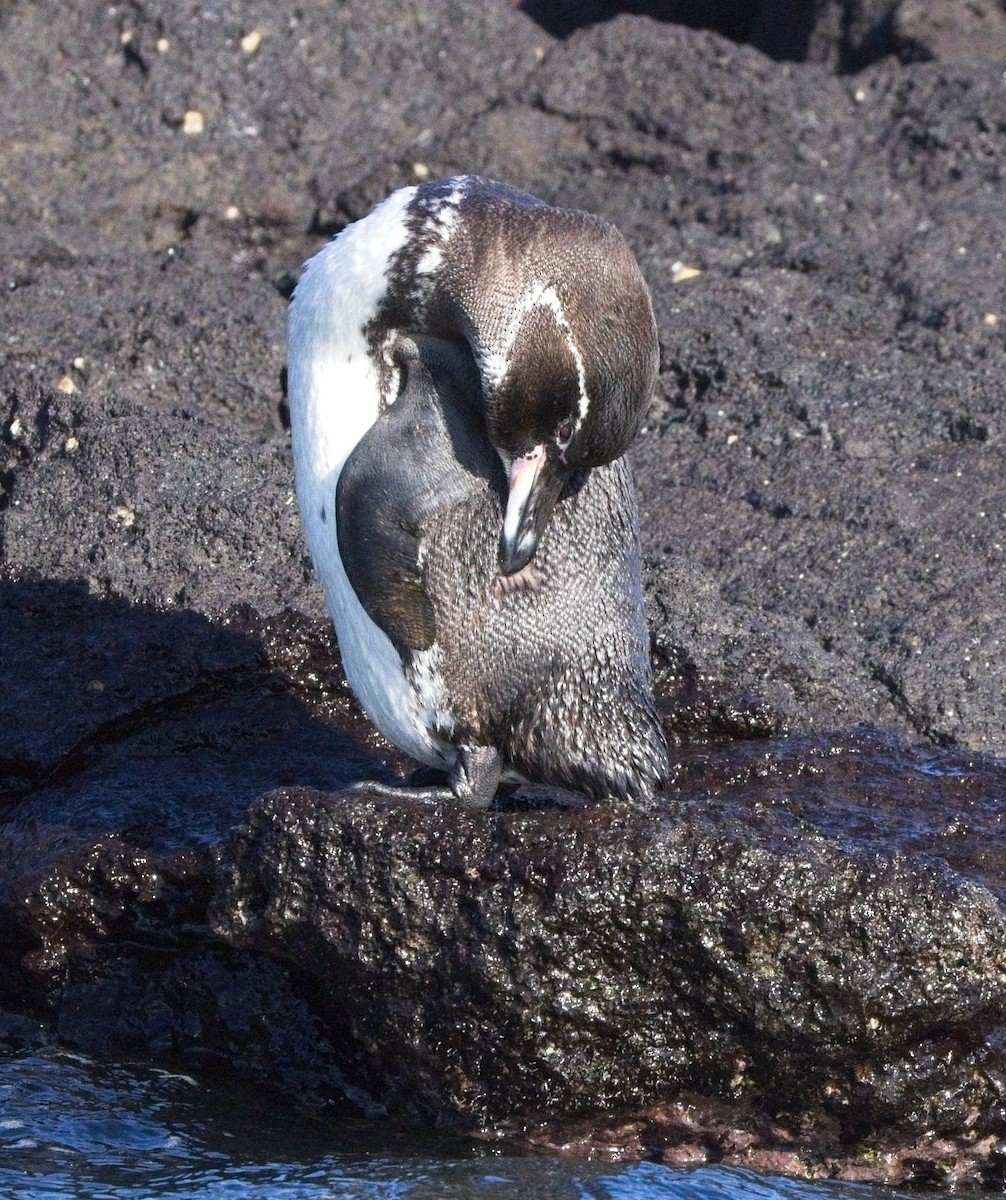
[519,1,757,44]
[0,575,406,1104]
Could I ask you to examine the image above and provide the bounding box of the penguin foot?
[348,744,502,810]
[448,744,502,809]
[344,779,456,807]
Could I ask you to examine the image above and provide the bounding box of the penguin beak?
[499,444,566,575]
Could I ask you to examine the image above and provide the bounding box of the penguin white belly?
[287,186,455,770]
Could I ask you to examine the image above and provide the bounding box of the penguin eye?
[556,420,575,449]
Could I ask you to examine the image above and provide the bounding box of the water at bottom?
[1,1048,901,1200]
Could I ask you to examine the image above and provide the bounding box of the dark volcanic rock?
[894,0,1006,64]
[521,0,1006,70]
[1,384,316,615]
[2,0,1006,1185]
[0,0,546,277]
[519,0,757,44]
[213,732,1006,1185]
[749,0,1006,68]
[750,0,898,69]
[643,557,899,742]
[0,573,409,1092]
[2,246,289,438]
[402,16,1006,755]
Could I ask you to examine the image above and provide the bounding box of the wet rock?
[57,945,365,1108]
[0,575,406,1093]
[214,730,1006,1185]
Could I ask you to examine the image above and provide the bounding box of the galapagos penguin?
[287,175,668,807]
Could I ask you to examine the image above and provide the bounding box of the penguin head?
[484,226,659,576]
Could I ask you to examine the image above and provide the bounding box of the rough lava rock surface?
[215,736,1006,1183]
[2,0,1006,1187]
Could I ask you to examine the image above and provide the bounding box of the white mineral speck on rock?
[182,110,204,135]
[110,506,136,528]
[56,375,77,394]
[240,29,262,54]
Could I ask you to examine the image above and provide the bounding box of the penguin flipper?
[337,336,495,656]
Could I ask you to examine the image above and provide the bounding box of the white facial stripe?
[378,327,401,406]
[541,285,590,430]
[486,282,591,430]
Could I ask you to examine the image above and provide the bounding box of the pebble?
[182,110,204,136]
[240,30,263,55]
[56,375,77,394]
[671,262,702,283]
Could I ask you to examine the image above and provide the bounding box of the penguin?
[287,175,668,807]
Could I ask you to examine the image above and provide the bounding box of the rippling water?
[0,1049,924,1200]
